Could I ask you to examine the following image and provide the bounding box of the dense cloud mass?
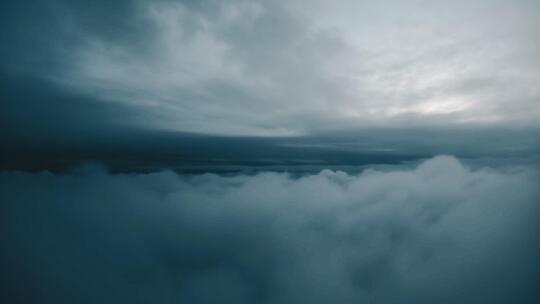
[1,155,539,303]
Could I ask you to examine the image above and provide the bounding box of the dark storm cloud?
[3,83,538,173]
[0,0,141,72]
[1,156,539,303]
[0,0,168,150]
[0,74,147,139]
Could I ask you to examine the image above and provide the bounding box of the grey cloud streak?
[1,156,539,303]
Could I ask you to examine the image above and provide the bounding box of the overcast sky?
[2,3,540,303]
[2,0,539,136]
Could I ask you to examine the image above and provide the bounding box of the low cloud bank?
[1,155,539,303]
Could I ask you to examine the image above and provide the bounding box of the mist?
[1,156,539,303]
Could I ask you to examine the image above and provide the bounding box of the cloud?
[1,155,539,303]
[3,0,539,135]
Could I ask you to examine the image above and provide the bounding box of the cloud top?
[1,155,539,303]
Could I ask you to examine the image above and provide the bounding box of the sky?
[1,1,540,303]
[2,0,540,137]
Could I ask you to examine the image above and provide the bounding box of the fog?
[1,155,539,303]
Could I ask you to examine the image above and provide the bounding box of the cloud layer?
[2,0,540,135]
[1,155,539,303]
